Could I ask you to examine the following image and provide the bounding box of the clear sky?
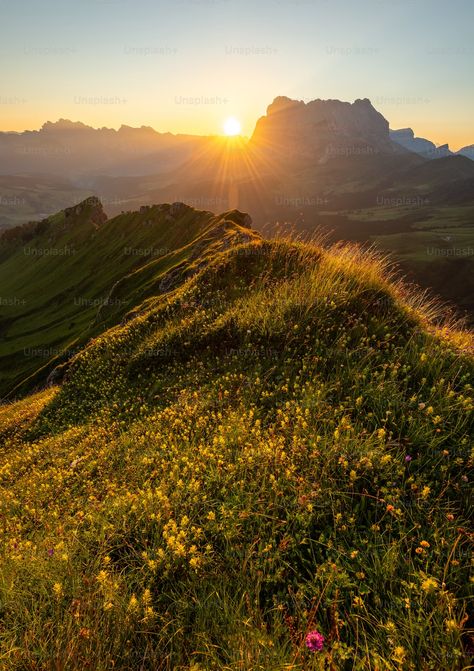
[0,0,473,149]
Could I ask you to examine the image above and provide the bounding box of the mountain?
[0,119,210,178]
[1,101,473,232]
[390,128,474,162]
[0,197,256,399]
[2,99,474,321]
[389,127,451,158]
[250,96,396,161]
[458,144,474,160]
[0,200,472,669]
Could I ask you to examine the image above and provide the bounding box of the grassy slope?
[0,199,257,399]
[0,231,472,670]
[312,205,474,322]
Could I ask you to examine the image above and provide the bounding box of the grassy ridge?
[0,233,472,669]
[0,199,257,399]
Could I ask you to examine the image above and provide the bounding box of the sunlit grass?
[0,238,472,670]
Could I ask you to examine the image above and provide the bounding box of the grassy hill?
[0,205,473,670]
[0,198,256,399]
[313,205,474,324]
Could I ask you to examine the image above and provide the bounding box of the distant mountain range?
[1,97,474,320]
[389,127,474,160]
[0,118,209,179]
[0,98,471,188]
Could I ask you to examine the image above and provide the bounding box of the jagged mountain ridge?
[389,127,474,160]
[250,96,397,160]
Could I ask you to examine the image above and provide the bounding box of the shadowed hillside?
[0,198,257,399]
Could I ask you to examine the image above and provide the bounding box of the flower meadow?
[0,239,473,670]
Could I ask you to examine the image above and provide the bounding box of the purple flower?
[305,630,325,652]
[47,548,54,557]
[405,455,412,462]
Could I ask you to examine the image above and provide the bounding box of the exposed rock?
[251,96,393,161]
[458,145,474,160]
[46,361,71,386]
[64,196,107,227]
[170,202,190,218]
[390,128,454,160]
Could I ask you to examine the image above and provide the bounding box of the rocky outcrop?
[64,196,108,227]
[390,128,437,156]
[457,144,474,161]
[250,96,394,161]
[390,128,456,160]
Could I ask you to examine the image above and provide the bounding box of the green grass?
[324,205,474,321]
[0,199,257,399]
[0,228,472,670]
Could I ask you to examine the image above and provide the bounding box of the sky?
[0,0,473,150]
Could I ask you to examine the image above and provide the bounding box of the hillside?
[0,204,473,670]
[0,198,256,399]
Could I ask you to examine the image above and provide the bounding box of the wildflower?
[103,601,113,611]
[445,619,459,632]
[421,577,438,593]
[377,428,386,440]
[353,596,364,608]
[415,547,424,555]
[392,646,406,663]
[420,540,430,548]
[305,629,325,652]
[143,606,155,622]
[421,486,431,499]
[47,548,54,557]
[405,455,412,462]
[128,594,139,612]
[52,582,63,598]
[189,556,201,570]
[96,570,108,584]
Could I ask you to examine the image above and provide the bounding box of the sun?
[223,116,242,137]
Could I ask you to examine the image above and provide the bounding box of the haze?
[1,0,473,150]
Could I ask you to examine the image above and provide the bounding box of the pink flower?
[305,629,325,652]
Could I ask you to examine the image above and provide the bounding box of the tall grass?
[0,238,472,670]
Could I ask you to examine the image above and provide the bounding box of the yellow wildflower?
[421,577,438,593]
[52,582,63,598]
